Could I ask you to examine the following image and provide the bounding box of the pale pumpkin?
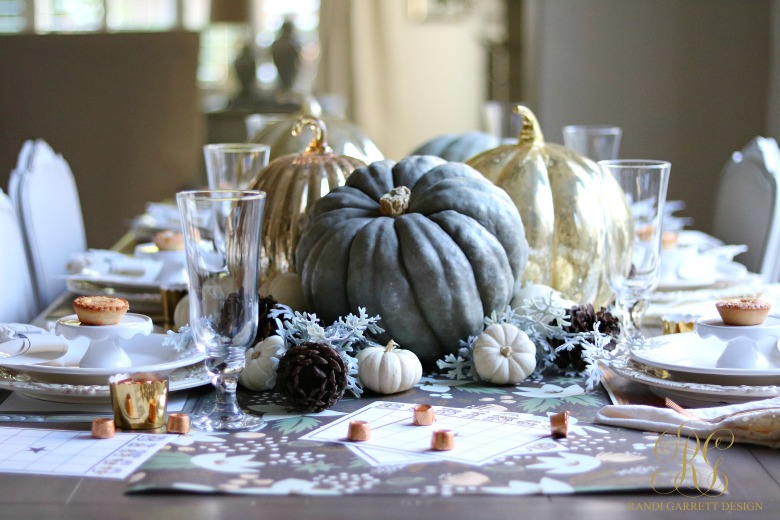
[248,116,366,280]
[466,105,632,307]
[239,335,287,391]
[357,340,422,394]
[472,323,536,385]
[295,155,529,365]
[259,271,309,312]
[411,131,503,163]
[250,98,383,163]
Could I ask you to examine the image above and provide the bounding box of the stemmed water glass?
[599,160,671,338]
[177,190,266,431]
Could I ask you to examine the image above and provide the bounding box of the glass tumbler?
[203,143,270,190]
[563,125,622,162]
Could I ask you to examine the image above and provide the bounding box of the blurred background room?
[0,0,778,248]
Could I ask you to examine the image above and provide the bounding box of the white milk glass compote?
[599,160,671,338]
[177,190,266,431]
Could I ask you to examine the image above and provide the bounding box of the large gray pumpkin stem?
[379,186,411,217]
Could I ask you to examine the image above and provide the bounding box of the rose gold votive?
[166,413,191,434]
[550,411,570,439]
[431,429,455,451]
[91,417,116,439]
[347,420,371,442]
[413,404,436,426]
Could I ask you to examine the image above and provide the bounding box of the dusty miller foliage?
[269,305,384,398]
[436,293,623,391]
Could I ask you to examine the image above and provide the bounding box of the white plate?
[0,333,205,385]
[656,261,749,291]
[608,357,780,407]
[629,331,780,385]
[0,362,209,404]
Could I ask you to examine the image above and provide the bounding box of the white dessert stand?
[695,316,780,369]
[55,313,153,369]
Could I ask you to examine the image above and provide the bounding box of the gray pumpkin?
[411,131,503,163]
[295,155,528,365]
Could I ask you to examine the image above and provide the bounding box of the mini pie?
[152,230,185,251]
[715,298,770,326]
[72,295,129,325]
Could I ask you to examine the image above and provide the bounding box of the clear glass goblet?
[177,189,266,431]
[599,160,671,338]
[203,143,270,190]
[563,125,623,162]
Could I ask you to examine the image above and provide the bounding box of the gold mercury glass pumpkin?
[466,105,632,307]
[248,115,366,281]
[250,98,384,163]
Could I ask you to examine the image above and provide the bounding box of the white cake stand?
[55,313,154,369]
[695,316,780,369]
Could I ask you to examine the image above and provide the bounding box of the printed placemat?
[126,373,725,496]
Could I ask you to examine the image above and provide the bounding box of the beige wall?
[521,0,773,234]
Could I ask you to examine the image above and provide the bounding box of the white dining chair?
[9,139,87,311]
[711,136,780,282]
[0,189,38,323]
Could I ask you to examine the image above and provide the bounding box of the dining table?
[1,222,779,520]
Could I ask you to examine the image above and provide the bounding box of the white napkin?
[0,323,68,365]
[595,396,780,448]
[67,249,163,284]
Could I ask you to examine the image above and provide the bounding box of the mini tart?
[153,230,185,251]
[715,298,771,326]
[661,231,679,250]
[73,296,129,325]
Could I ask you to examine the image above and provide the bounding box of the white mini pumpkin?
[239,335,287,391]
[473,323,536,385]
[357,340,422,395]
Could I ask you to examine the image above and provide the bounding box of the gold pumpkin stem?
[499,345,512,358]
[513,105,545,146]
[384,340,399,353]
[292,115,333,155]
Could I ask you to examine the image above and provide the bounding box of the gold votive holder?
[109,372,168,430]
[661,313,698,335]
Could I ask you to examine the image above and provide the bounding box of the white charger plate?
[629,331,780,385]
[608,357,780,407]
[0,333,205,385]
[0,362,209,404]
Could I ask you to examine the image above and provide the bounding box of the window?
[0,0,320,99]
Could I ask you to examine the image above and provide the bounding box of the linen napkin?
[595,396,780,448]
[131,202,182,232]
[0,323,68,365]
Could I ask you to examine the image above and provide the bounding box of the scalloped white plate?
[629,328,780,385]
[0,333,204,385]
[608,357,780,407]
[0,362,209,404]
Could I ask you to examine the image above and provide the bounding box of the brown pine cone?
[255,294,283,343]
[551,304,621,371]
[276,342,348,412]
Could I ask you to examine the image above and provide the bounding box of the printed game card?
[0,427,170,479]
[301,401,566,466]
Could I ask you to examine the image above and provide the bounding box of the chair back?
[0,189,37,323]
[712,137,780,281]
[9,140,87,310]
